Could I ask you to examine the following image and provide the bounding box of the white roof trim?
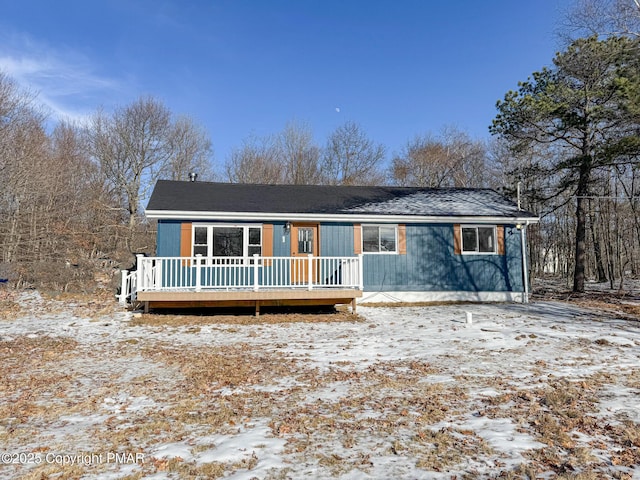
[145,209,539,224]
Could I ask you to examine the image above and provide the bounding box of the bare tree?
[278,120,322,185]
[89,96,216,232]
[164,116,215,181]
[0,74,121,288]
[321,121,386,186]
[225,121,322,185]
[49,122,119,257]
[0,73,49,264]
[561,0,640,39]
[0,73,217,289]
[391,127,489,188]
[90,97,173,230]
[225,134,283,184]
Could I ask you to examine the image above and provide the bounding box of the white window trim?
[460,225,498,255]
[192,223,262,258]
[362,224,399,255]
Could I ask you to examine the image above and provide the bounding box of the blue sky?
[0,0,569,170]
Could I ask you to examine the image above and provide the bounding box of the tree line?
[492,0,640,292]
[0,70,498,291]
[0,83,216,289]
[0,0,638,293]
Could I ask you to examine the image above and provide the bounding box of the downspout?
[520,222,529,304]
[516,182,529,304]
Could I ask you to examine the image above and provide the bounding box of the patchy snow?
[438,415,546,469]
[342,188,530,217]
[1,293,639,478]
[198,421,287,479]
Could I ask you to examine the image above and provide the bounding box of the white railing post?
[119,269,128,304]
[130,273,137,302]
[308,254,313,291]
[155,259,163,290]
[253,254,260,291]
[136,254,144,292]
[358,254,364,290]
[195,255,202,292]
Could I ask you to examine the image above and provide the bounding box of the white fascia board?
[145,209,539,224]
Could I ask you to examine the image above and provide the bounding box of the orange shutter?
[398,225,407,255]
[262,224,273,265]
[497,225,505,255]
[180,222,192,266]
[353,224,362,254]
[180,222,192,256]
[453,224,462,255]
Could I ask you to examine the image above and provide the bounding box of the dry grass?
[580,299,640,320]
[2,293,640,479]
[0,335,80,434]
[0,300,21,320]
[137,341,473,474]
[0,287,21,319]
[38,288,116,303]
[142,342,301,393]
[14,463,88,480]
[532,279,640,322]
[478,374,640,477]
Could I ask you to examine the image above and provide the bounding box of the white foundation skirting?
[359,290,526,304]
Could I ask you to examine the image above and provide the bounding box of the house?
[119,180,539,313]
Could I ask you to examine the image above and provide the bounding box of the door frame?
[290,223,319,284]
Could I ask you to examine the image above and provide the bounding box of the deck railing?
[117,269,138,304]
[118,254,363,304]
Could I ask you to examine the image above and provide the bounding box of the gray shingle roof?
[146,180,537,219]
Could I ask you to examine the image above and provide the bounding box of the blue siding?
[156,220,181,256]
[362,224,524,292]
[320,223,353,256]
[505,227,524,291]
[272,222,291,257]
[155,220,525,292]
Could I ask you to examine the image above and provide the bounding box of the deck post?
[357,254,364,291]
[307,254,313,291]
[253,254,260,291]
[195,254,202,292]
[119,270,128,304]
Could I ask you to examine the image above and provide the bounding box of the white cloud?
[0,30,125,123]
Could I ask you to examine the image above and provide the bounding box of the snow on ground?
[0,291,639,479]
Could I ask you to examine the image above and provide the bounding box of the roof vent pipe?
[189,172,198,182]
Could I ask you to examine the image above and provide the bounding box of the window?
[297,227,314,254]
[461,226,496,254]
[362,225,397,253]
[193,226,209,257]
[192,224,262,259]
[212,227,243,256]
[248,227,262,256]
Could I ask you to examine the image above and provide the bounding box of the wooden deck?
[136,288,362,314]
[119,254,364,314]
